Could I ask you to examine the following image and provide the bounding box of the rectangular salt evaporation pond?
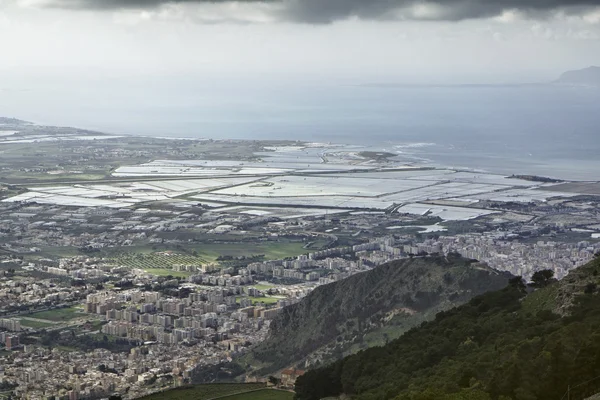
[27,185,172,202]
[141,178,258,192]
[46,188,114,198]
[16,183,172,204]
[168,200,227,208]
[447,172,538,187]
[129,181,194,192]
[396,203,496,221]
[113,165,292,177]
[382,183,504,204]
[74,185,140,197]
[320,169,456,180]
[192,193,394,210]
[265,157,324,164]
[294,164,377,171]
[152,158,374,172]
[157,159,254,167]
[259,153,325,164]
[152,159,299,170]
[2,192,42,202]
[427,183,504,197]
[263,146,308,152]
[257,150,334,162]
[126,182,169,192]
[0,135,121,143]
[239,209,273,216]
[113,166,232,177]
[235,168,293,175]
[2,192,130,208]
[19,178,265,207]
[461,189,577,203]
[217,206,352,219]
[213,176,434,198]
[387,223,448,233]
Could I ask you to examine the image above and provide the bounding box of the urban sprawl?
[1,120,599,399]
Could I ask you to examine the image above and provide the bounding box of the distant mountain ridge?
[249,254,511,376]
[555,66,600,86]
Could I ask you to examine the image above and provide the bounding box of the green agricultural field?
[196,242,307,262]
[142,268,193,278]
[18,318,55,329]
[218,389,294,400]
[27,307,83,322]
[138,383,267,400]
[252,296,282,305]
[251,284,275,291]
[238,296,282,305]
[41,241,308,268]
[111,252,207,272]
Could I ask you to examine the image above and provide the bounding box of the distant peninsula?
[0,117,30,125]
[555,66,600,87]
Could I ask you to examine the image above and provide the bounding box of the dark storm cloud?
[41,0,600,22]
[43,0,268,9]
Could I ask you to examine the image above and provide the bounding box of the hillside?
[295,255,600,400]
[0,117,29,125]
[249,254,511,375]
[555,66,600,86]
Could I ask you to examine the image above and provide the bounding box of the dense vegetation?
[137,383,267,400]
[40,330,139,353]
[295,256,600,400]
[218,389,294,400]
[190,362,247,384]
[251,254,511,374]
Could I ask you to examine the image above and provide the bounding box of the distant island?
[555,66,600,87]
[358,66,600,88]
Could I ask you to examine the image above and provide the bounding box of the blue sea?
[1,76,599,180]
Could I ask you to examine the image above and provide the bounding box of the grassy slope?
[217,389,294,400]
[18,318,55,329]
[252,284,275,291]
[138,383,267,400]
[195,242,307,262]
[27,307,82,322]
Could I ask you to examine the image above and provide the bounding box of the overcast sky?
[1,0,600,83]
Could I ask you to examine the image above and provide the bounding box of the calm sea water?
[1,78,599,180]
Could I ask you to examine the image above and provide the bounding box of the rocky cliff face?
[249,254,511,375]
[294,256,600,400]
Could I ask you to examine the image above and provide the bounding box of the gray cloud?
[39,0,269,9]
[36,0,600,22]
